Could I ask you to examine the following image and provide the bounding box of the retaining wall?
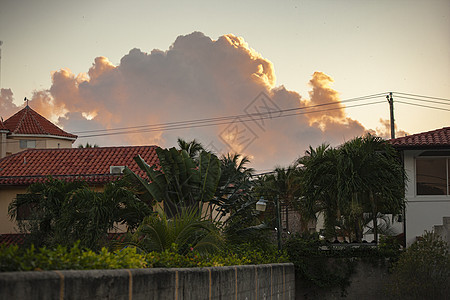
[0,263,295,300]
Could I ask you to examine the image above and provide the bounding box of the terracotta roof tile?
[3,105,77,139]
[389,127,450,149]
[0,146,159,185]
[0,233,126,246]
[0,233,26,246]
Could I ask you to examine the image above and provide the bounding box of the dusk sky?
[1,0,449,171]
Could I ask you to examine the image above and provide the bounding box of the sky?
[0,0,449,172]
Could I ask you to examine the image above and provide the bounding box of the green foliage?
[8,177,153,250]
[209,153,266,244]
[387,232,450,300]
[124,147,221,216]
[298,134,406,242]
[285,234,355,295]
[122,206,223,255]
[221,242,288,265]
[77,142,99,148]
[0,242,146,272]
[285,233,401,296]
[0,241,286,272]
[177,138,204,159]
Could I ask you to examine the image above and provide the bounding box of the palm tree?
[298,144,342,240]
[126,205,222,255]
[8,177,153,249]
[299,135,406,243]
[211,153,255,222]
[123,147,221,217]
[8,177,88,247]
[177,138,204,159]
[255,163,304,233]
[77,142,99,148]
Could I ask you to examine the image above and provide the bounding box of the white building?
[390,127,450,246]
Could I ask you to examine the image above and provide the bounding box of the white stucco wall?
[403,149,450,246]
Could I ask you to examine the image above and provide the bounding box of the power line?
[73,93,385,135]
[395,100,450,112]
[1,91,447,145]
[395,96,450,107]
[393,92,450,102]
[77,100,386,139]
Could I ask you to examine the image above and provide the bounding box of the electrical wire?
[73,93,386,134]
[392,92,450,102]
[77,100,386,138]
[395,96,450,107]
[0,91,448,145]
[395,100,450,112]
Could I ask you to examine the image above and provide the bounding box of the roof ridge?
[27,107,47,134]
[12,106,30,133]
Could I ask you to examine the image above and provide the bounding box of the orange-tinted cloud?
[0,32,406,170]
[0,89,21,120]
[368,118,409,139]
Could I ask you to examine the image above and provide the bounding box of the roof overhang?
[8,133,77,142]
[392,145,450,151]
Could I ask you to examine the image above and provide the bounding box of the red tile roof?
[0,233,26,246]
[0,233,126,246]
[0,146,159,185]
[389,127,450,149]
[3,105,77,140]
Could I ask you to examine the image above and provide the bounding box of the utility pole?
[386,92,395,139]
[0,41,3,88]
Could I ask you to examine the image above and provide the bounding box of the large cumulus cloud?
[0,32,404,170]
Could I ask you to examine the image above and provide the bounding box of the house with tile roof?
[0,104,77,159]
[0,146,159,234]
[0,105,161,236]
[389,126,450,247]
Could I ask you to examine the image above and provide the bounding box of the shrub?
[0,242,146,272]
[285,233,401,297]
[0,241,286,272]
[387,232,450,300]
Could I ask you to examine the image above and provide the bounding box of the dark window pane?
[416,158,447,195]
[15,194,39,220]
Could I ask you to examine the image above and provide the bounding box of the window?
[416,158,449,195]
[19,140,36,149]
[15,194,39,220]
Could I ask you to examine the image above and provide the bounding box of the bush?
[387,232,450,300]
[0,241,287,272]
[0,242,146,272]
[285,233,401,297]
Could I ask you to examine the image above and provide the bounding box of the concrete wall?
[434,216,450,250]
[0,263,295,300]
[5,136,73,156]
[295,260,392,300]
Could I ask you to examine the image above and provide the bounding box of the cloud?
[367,118,409,139]
[0,88,22,120]
[0,32,405,170]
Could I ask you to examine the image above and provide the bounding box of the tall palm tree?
[206,153,255,224]
[255,163,304,233]
[177,138,204,159]
[298,144,342,239]
[299,135,406,242]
